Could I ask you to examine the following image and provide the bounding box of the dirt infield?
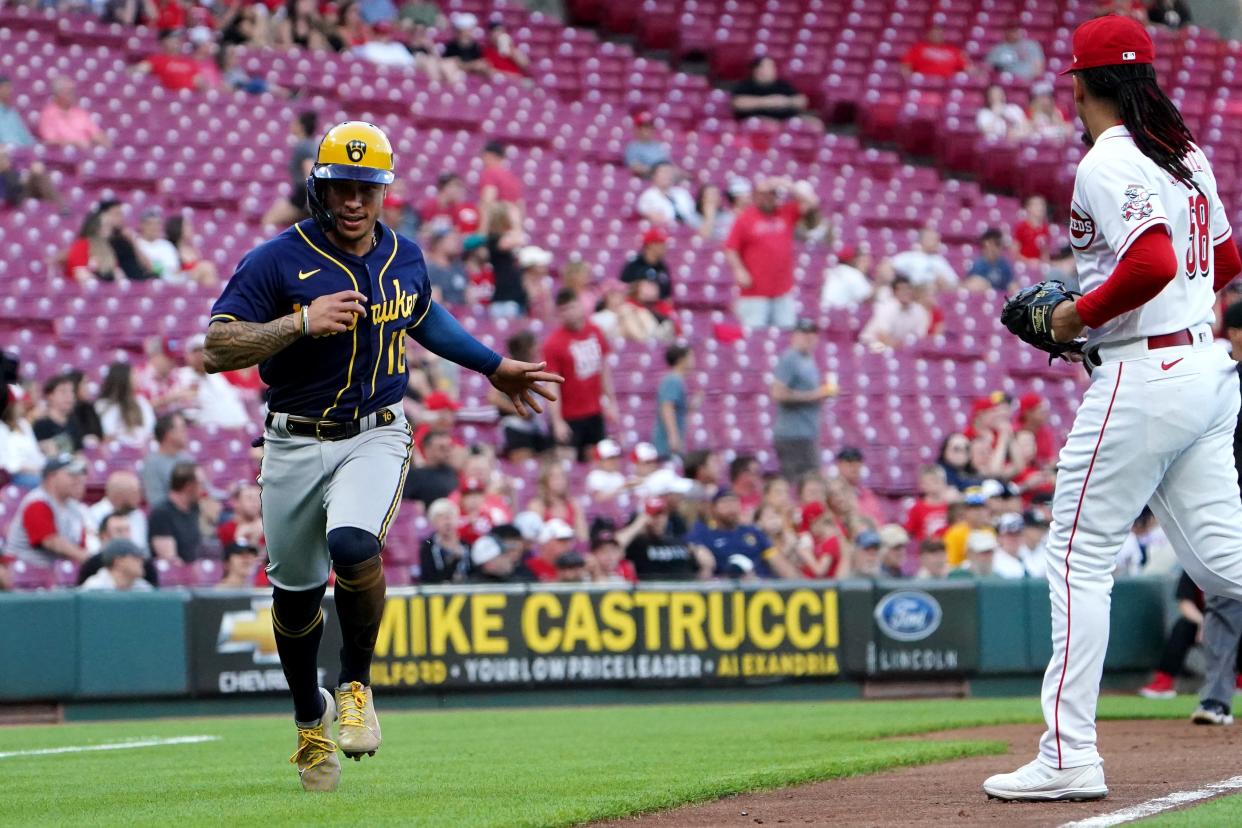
[602,718,1242,827]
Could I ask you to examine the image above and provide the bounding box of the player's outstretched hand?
[307,290,368,335]
[489,358,564,418]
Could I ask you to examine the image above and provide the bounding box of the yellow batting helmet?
[311,121,395,185]
[306,121,395,233]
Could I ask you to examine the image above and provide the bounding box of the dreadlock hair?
[1078,62,1196,184]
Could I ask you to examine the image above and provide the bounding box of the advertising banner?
[188,591,342,696]
[862,581,979,677]
[188,583,842,695]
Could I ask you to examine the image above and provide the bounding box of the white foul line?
[1060,775,1242,828]
[0,735,219,759]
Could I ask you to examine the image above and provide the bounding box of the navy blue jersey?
[685,521,776,577]
[210,219,432,420]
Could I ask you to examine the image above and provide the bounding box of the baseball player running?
[992,16,1242,801]
[203,122,561,792]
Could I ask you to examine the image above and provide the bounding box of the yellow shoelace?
[290,726,337,769]
[338,682,368,729]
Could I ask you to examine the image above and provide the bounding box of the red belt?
[1147,329,1192,350]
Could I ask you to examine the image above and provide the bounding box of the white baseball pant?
[1039,324,1242,770]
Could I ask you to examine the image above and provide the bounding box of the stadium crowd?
[0,0,1216,594]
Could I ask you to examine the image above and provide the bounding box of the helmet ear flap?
[306,171,334,235]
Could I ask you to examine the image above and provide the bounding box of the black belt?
[266,408,397,441]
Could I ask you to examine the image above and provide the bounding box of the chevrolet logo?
[217,602,281,664]
[298,268,321,280]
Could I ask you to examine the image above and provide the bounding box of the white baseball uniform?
[1042,124,1242,770]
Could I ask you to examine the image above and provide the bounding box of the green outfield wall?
[0,576,1176,703]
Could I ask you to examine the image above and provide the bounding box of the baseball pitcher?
[994,16,1242,801]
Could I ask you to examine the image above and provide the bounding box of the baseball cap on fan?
[1059,14,1155,75]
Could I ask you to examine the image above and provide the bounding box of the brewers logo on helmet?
[306,121,395,233]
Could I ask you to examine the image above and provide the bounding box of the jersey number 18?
[1186,193,1210,279]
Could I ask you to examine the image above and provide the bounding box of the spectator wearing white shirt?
[87,470,148,550]
[80,538,153,592]
[353,21,416,67]
[636,163,696,227]
[860,276,931,350]
[0,385,43,490]
[820,245,874,310]
[891,227,958,291]
[976,84,1030,141]
[133,208,181,279]
[95,362,156,446]
[585,438,629,501]
[180,334,249,429]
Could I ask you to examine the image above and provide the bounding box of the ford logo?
[874,591,942,642]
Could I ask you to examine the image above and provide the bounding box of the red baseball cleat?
[1139,672,1176,699]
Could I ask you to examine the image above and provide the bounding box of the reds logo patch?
[1122,184,1153,222]
[1069,207,1096,250]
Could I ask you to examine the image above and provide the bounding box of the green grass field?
[0,695,1230,827]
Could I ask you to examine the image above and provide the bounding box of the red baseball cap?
[642,227,669,246]
[1060,14,1155,75]
[1018,392,1045,414]
[633,111,654,127]
[424,391,460,412]
[461,476,485,494]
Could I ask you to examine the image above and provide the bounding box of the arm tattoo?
[203,316,300,373]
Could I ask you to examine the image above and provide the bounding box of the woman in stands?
[95,362,156,447]
[61,208,118,285]
[526,459,587,542]
[0,386,43,490]
[937,431,980,491]
[164,212,219,287]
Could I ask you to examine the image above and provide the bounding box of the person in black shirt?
[32,373,84,454]
[731,56,809,121]
[418,498,467,583]
[619,227,672,300]
[443,12,490,76]
[485,203,526,315]
[148,462,207,564]
[617,496,713,581]
[96,199,155,281]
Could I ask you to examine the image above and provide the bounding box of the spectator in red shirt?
[526,518,576,582]
[478,139,524,230]
[588,522,638,584]
[1012,194,1052,262]
[905,464,954,544]
[153,0,188,32]
[725,176,819,330]
[217,483,264,552]
[796,501,851,578]
[136,29,206,92]
[483,16,529,76]
[901,27,970,77]
[543,289,617,460]
[1015,392,1058,467]
[419,172,480,234]
[525,458,588,541]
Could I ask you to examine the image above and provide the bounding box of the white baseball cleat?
[983,758,1108,802]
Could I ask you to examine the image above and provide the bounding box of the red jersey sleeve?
[22,501,57,547]
[1214,237,1241,293]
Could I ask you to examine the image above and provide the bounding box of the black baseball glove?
[1000,280,1084,362]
